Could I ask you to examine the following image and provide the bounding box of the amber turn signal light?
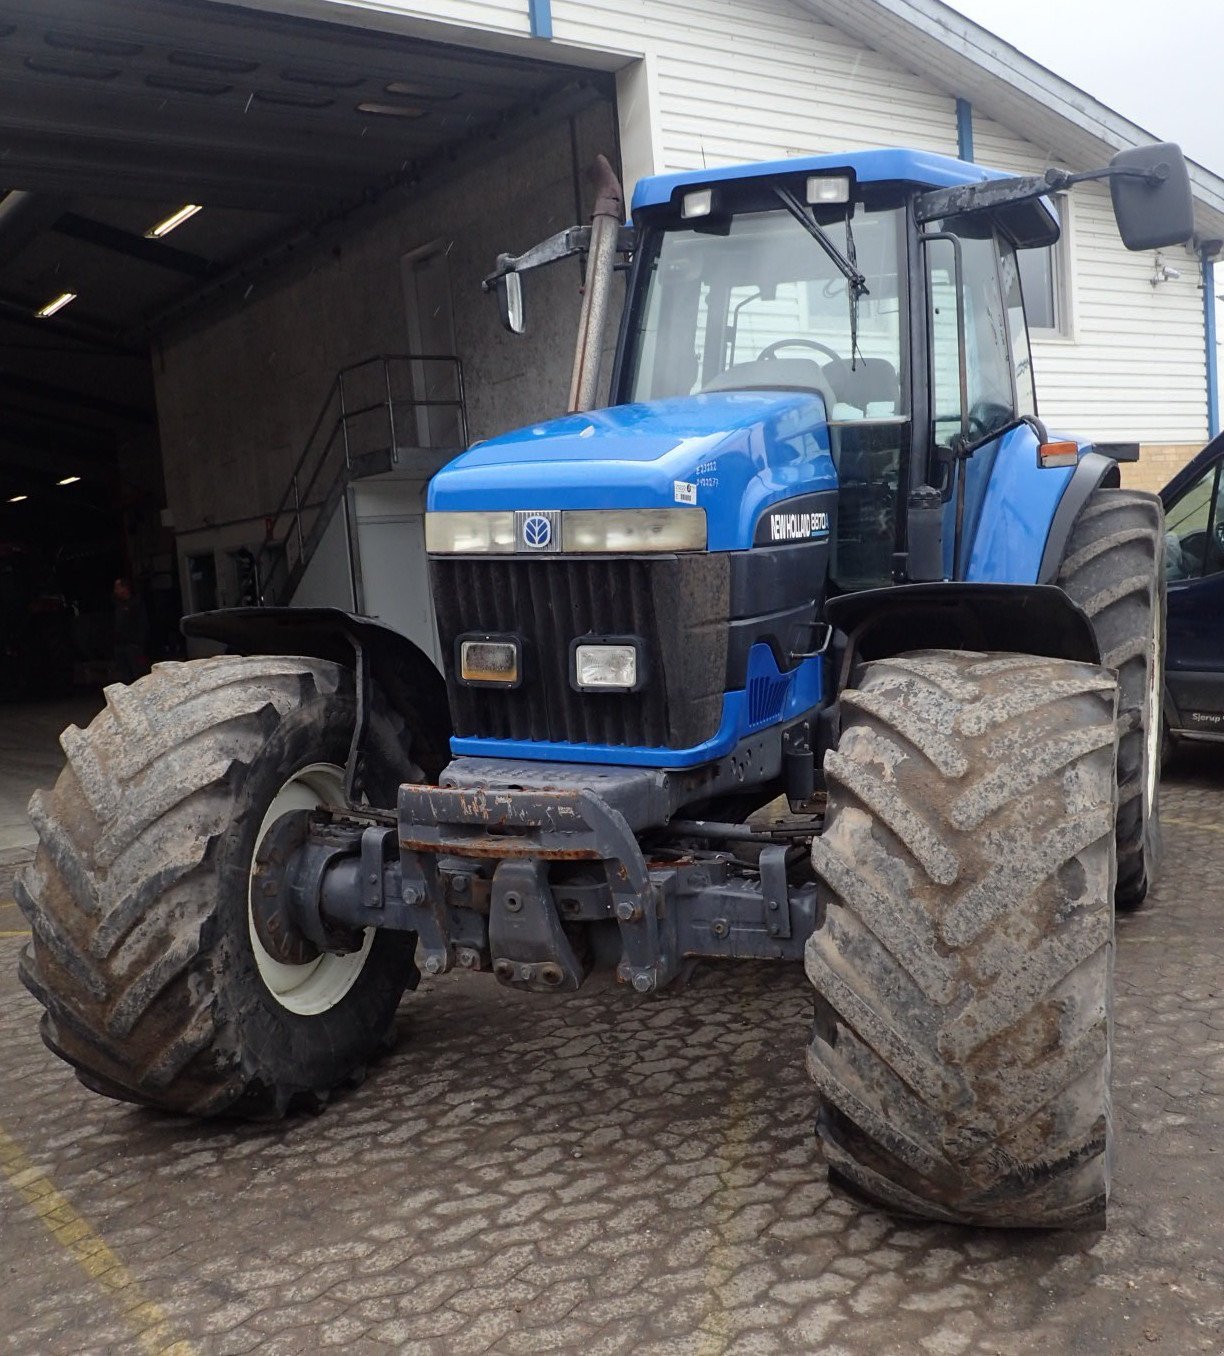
[1038,441,1080,468]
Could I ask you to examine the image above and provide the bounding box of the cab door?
[1162,444,1224,737]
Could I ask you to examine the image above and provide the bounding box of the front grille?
[431,554,730,750]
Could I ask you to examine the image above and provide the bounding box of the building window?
[1017,196,1071,338]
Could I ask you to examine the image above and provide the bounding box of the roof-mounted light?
[35,291,77,319]
[806,175,851,205]
[681,188,714,220]
[146,204,201,239]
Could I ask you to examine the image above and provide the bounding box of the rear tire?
[1057,488,1164,908]
[17,655,419,1117]
[807,650,1118,1227]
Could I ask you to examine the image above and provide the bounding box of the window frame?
[1016,192,1075,342]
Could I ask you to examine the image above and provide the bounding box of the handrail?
[254,353,467,607]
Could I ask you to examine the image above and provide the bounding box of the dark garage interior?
[0,0,614,694]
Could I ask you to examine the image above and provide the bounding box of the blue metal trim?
[451,691,747,768]
[955,98,974,163]
[959,424,1077,584]
[528,0,552,38]
[1204,250,1219,439]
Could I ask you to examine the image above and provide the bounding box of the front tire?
[807,650,1118,1227]
[17,655,419,1117]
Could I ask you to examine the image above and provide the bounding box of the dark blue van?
[1163,432,1224,747]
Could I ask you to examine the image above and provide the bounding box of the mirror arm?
[482,225,636,290]
[915,162,1171,224]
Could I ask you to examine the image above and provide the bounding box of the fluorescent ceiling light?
[57,475,81,486]
[35,291,77,319]
[7,494,28,503]
[146,204,202,238]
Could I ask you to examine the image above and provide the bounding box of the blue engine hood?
[427,391,837,552]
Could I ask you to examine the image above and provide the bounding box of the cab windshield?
[625,203,907,420]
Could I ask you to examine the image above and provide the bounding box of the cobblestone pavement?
[2,751,1223,1356]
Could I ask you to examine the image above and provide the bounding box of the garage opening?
[0,0,618,691]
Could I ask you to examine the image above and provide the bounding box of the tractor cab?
[617,150,1056,591]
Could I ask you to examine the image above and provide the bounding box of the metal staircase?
[254,354,468,608]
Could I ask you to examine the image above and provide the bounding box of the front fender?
[182,607,453,780]
[825,582,1100,668]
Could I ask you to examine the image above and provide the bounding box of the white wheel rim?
[1144,606,1163,816]
[247,763,375,1016]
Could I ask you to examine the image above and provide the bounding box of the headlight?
[561,509,706,553]
[425,511,515,554]
[426,507,706,554]
[457,635,521,687]
[571,640,643,692]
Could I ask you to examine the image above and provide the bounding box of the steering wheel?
[759,339,842,364]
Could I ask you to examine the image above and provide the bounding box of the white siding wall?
[973,117,1208,442]
[305,0,1211,443]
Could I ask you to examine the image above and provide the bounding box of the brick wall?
[1120,443,1204,495]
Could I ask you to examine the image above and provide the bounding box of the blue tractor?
[18,143,1194,1228]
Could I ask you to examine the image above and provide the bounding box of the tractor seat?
[823,357,899,415]
[702,358,836,408]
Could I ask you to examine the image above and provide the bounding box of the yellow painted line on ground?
[0,1125,198,1356]
[0,898,21,910]
[0,929,31,938]
[697,1013,756,1356]
[1162,816,1224,837]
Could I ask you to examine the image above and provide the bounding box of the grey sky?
[945,0,1224,175]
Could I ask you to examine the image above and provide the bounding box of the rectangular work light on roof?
[681,188,714,220]
[806,175,850,205]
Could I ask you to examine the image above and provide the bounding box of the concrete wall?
[157,96,618,602]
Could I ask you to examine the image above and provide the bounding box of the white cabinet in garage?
[350,479,441,667]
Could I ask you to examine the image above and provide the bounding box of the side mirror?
[495,270,525,335]
[1109,142,1194,251]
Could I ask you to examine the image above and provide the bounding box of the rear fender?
[182,607,453,783]
[1037,451,1123,584]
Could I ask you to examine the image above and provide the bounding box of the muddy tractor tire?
[17,655,419,1118]
[1057,488,1165,908]
[807,650,1118,1228]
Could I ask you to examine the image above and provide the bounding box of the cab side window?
[1165,459,1222,581]
[927,220,1016,458]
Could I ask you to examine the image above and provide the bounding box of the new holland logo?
[514,509,560,551]
[523,515,552,548]
[770,510,830,542]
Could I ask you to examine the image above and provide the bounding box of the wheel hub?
[249,808,323,966]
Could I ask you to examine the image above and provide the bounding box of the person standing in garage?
[112,576,149,684]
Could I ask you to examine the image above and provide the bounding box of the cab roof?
[633,148,1001,211]
[631,147,1059,247]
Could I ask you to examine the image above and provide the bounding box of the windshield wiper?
[773,186,869,297]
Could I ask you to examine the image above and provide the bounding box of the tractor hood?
[427,390,837,552]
